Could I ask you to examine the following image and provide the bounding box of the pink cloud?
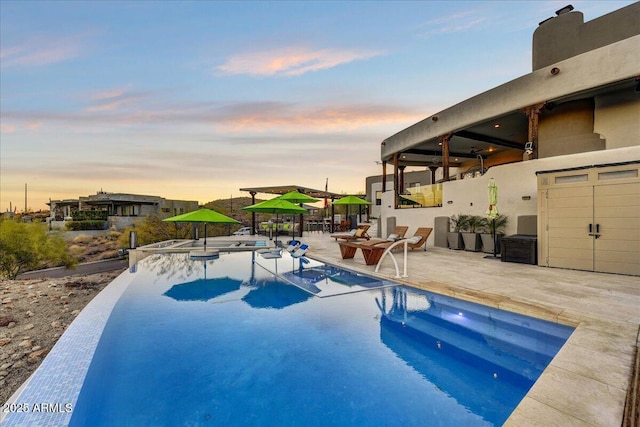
[0,34,89,68]
[217,46,382,76]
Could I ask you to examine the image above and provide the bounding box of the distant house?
[48,191,199,230]
[374,3,640,275]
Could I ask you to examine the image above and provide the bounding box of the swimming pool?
[4,251,574,426]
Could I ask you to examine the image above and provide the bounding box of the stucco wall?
[595,89,640,149]
[379,146,640,244]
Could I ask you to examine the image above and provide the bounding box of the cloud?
[0,33,90,68]
[85,88,151,112]
[2,99,423,134]
[414,9,487,38]
[217,46,382,77]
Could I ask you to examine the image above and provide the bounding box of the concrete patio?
[283,230,639,426]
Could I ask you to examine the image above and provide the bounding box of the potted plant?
[480,214,508,254]
[447,214,469,250]
[461,215,483,252]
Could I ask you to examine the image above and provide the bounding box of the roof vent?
[555,5,574,15]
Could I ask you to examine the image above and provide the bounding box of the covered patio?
[239,185,365,234]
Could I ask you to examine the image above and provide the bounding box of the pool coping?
[307,250,639,427]
[1,269,134,426]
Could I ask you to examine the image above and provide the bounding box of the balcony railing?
[398,183,443,208]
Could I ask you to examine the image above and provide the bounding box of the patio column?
[428,166,438,184]
[392,153,399,208]
[524,103,544,160]
[381,161,387,192]
[330,197,335,233]
[399,165,406,195]
[440,134,451,182]
[250,191,256,235]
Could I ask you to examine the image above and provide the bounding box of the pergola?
[239,185,344,234]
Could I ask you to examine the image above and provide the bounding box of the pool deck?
[278,231,639,427]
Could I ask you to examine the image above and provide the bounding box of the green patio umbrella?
[332,195,371,228]
[486,178,499,258]
[243,198,307,245]
[163,208,240,252]
[277,191,319,238]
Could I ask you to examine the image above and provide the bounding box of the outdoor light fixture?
[550,67,560,75]
[494,124,500,128]
[432,116,438,122]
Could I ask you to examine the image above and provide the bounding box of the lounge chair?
[330,224,371,241]
[291,244,309,258]
[337,226,409,265]
[257,248,282,259]
[285,240,300,252]
[403,227,433,251]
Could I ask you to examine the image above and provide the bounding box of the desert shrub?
[0,219,76,279]
[66,221,106,231]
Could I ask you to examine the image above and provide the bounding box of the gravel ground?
[0,270,123,404]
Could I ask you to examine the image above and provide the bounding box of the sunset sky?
[1,0,633,212]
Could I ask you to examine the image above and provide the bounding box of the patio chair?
[330,224,371,241]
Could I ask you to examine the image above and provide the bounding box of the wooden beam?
[382,161,387,192]
[454,130,524,150]
[440,134,451,181]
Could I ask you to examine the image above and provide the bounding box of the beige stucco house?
[375,3,640,275]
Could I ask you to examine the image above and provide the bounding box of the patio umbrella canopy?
[276,191,319,238]
[243,198,307,245]
[332,195,371,227]
[486,178,499,258]
[163,208,240,251]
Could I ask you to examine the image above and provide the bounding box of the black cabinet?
[501,235,537,265]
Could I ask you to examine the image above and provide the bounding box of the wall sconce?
[550,67,560,75]
[431,116,438,122]
[522,196,531,200]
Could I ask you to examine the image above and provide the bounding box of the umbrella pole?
[492,218,497,258]
[204,223,207,252]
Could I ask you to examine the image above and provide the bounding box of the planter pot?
[481,233,503,254]
[447,232,464,250]
[462,232,482,252]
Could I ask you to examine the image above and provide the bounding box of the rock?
[7,322,16,329]
[27,349,48,363]
[0,316,15,327]
[23,323,34,331]
[0,338,10,346]
[18,340,32,348]
[0,362,12,370]
[51,321,62,328]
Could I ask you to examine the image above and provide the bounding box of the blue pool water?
[68,251,573,426]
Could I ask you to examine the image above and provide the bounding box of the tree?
[0,219,76,279]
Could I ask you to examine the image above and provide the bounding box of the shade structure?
[163,208,240,251]
[332,195,371,206]
[277,191,319,238]
[243,198,307,245]
[277,190,319,204]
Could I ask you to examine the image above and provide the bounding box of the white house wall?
[379,146,640,243]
